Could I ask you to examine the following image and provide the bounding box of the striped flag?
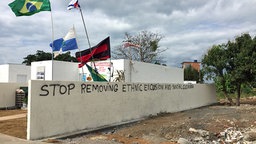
[50,27,78,57]
[76,37,111,68]
[67,0,80,10]
[62,27,78,51]
[123,42,140,48]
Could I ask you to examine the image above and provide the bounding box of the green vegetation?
[22,50,77,66]
[202,33,256,105]
[216,84,256,100]
[184,65,200,83]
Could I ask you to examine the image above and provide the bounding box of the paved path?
[0,113,27,121]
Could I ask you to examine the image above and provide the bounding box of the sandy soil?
[0,109,26,117]
[0,97,255,144]
[0,109,27,139]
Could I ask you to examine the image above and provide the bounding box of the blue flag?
[50,38,63,51]
[49,27,78,52]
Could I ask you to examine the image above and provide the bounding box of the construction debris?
[185,127,256,144]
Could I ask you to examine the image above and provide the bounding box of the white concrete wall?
[31,60,183,83]
[52,61,80,81]
[0,83,27,108]
[79,59,183,83]
[125,60,183,83]
[9,64,31,83]
[0,64,30,83]
[31,60,80,81]
[0,65,9,82]
[27,80,217,140]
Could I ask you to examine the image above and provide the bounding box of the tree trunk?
[236,84,241,106]
[224,91,235,105]
[222,78,234,105]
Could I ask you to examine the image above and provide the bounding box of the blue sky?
[1,0,256,67]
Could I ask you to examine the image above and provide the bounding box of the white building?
[31,59,184,83]
[0,64,31,83]
[110,59,183,83]
[31,60,80,81]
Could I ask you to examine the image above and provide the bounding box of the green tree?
[22,54,37,66]
[184,65,200,82]
[54,52,78,62]
[201,44,234,104]
[202,33,256,106]
[113,31,167,64]
[22,50,77,66]
[22,50,52,65]
[226,34,256,105]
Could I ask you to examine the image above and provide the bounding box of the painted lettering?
[68,83,75,95]
[49,84,60,96]
[81,83,119,94]
[172,84,194,90]
[40,84,49,96]
[39,83,75,96]
[92,84,98,92]
[143,84,164,91]
[40,83,194,97]
[59,85,67,95]
[81,83,86,94]
[144,84,148,91]
[165,84,172,90]
[122,84,126,92]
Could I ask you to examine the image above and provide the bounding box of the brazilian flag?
[85,64,108,82]
[9,0,51,16]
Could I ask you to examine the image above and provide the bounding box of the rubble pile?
[219,127,243,143]
[177,127,256,144]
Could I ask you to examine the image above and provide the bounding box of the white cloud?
[1,0,256,67]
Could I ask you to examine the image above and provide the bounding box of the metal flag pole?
[78,7,91,51]
[73,25,85,81]
[109,43,112,82]
[78,5,97,70]
[49,0,54,81]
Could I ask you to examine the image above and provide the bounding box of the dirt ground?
[0,109,27,139]
[0,97,256,144]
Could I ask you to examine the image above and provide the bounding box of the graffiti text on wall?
[39,83,194,96]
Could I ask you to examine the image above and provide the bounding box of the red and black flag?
[76,37,111,68]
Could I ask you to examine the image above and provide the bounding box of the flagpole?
[78,6,97,70]
[73,25,85,81]
[78,7,91,51]
[50,0,54,81]
[109,57,112,82]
